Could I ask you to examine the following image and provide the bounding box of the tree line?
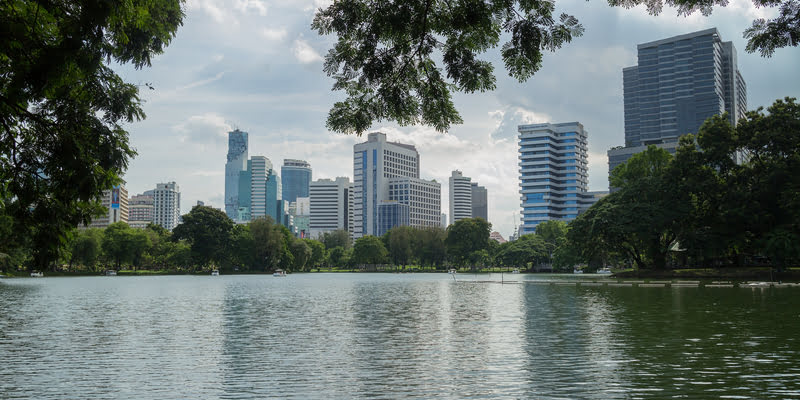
[566,97,800,270]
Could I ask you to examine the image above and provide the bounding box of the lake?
[1,273,799,399]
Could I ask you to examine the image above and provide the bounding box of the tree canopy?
[1,0,184,269]
[313,0,798,135]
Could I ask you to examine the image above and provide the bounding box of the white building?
[85,184,129,229]
[388,177,441,229]
[128,191,154,229]
[153,182,181,231]
[290,197,311,238]
[518,122,589,235]
[309,177,353,239]
[353,132,420,238]
[449,170,473,225]
[249,156,271,218]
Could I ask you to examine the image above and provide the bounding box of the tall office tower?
[290,197,311,238]
[85,184,129,229]
[449,170,473,224]
[281,159,312,204]
[441,213,447,228]
[128,192,154,229]
[225,129,248,220]
[249,156,271,219]
[309,177,353,239]
[153,182,181,231]
[608,28,747,177]
[353,132,420,238]
[266,168,287,225]
[387,177,441,228]
[470,182,488,221]
[518,122,589,234]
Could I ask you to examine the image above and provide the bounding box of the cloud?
[490,107,552,139]
[179,71,226,91]
[186,0,267,24]
[172,113,231,145]
[292,39,323,64]
[262,28,288,41]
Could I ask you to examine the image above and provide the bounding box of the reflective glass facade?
[281,159,312,204]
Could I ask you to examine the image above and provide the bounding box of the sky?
[115,0,800,239]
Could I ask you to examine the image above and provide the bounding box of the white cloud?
[178,71,225,91]
[292,39,323,64]
[172,113,231,144]
[235,0,268,16]
[262,28,288,41]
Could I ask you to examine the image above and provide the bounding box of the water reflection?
[1,275,799,399]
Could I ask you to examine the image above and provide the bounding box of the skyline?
[114,0,800,238]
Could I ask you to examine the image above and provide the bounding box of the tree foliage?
[312,0,583,134]
[172,206,233,268]
[313,0,796,135]
[352,235,388,265]
[568,98,800,270]
[1,0,184,269]
[445,217,491,266]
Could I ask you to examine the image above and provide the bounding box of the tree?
[321,229,352,250]
[445,218,491,267]
[313,0,796,135]
[326,246,348,268]
[69,228,103,270]
[249,217,288,271]
[312,0,583,135]
[1,0,184,270]
[303,239,326,270]
[384,226,415,266]
[352,235,388,265]
[414,227,447,268]
[290,240,312,271]
[101,222,135,269]
[172,206,233,268]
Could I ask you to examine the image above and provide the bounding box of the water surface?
[1,273,798,399]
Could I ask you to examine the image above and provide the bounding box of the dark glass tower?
[281,159,312,205]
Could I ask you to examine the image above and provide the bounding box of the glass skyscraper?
[281,159,312,204]
[518,122,589,234]
[225,129,248,220]
[609,28,747,178]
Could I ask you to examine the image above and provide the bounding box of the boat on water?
[448,268,457,274]
[573,269,583,274]
[512,268,520,274]
[30,271,44,277]
[211,269,219,276]
[596,267,612,274]
[273,269,286,277]
[105,270,117,276]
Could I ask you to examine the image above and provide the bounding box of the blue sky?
[115,0,800,238]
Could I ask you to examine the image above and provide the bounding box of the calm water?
[1,273,799,399]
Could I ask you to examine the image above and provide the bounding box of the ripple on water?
[1,275,800,399]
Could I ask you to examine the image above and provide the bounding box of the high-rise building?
[353,132,421,238]
[377,202,410,236]
[471,182,488,221]
[518,122,589,234]
[387,177,441,228]
[449,170,472,225]
[441,213,447,228]
[225,129,248,220]
[153,182,180,231]
[249,156,271,219]
[85,184,129,229]
[608,28,747,179]
[309,177,353,239]
[128,192,154,229]
[281,159,312,205]
[289,197,311,238]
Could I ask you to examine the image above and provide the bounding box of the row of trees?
[10,203,577,273]
[567,97,800,270]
